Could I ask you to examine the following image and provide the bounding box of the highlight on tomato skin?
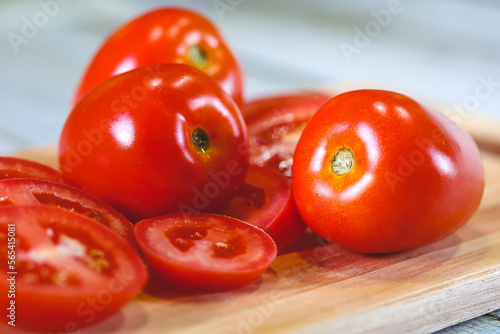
[243,92,332,178]
[73,7,244,107]
[0,205,148,332]
[0,156,64,183]
[292,89,485,254]
[134,213,277,292]
[0,178,138,251]
[222,165,307,249]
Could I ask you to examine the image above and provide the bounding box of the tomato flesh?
[222,165,306,249]
[134,213,277,291]
[292,90,485,254]
[244,92,331,177]
[0,178,138,250]
[0,206,148,332]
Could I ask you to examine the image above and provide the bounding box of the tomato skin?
[243,92,331,178]
[0,206,148,332]
[222,165,306,249]
[292,90,485,254]
[134,213,277,291]
[60,63,249,222]
[0,156,64,183]
[73,7,243,106]
[0,178,138,250]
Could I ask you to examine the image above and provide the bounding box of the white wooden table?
[0,1,499,333]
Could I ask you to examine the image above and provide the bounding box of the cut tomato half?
[244,92,331,178]
[0,206,148,332]
[134,213,277,291]
[222,165,306,249]
[0,178,137,250]
[0,157,64,183]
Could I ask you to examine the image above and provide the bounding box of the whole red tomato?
[292,90,484,254]
[60,63,249,222]
[73,7,243,106]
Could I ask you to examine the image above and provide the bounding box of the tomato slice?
[0,178,138,250]
[222,165,306,249]
[244,92,331,178]
[0,206,148,332]
[134,213,277,291]
[0,157,64,183]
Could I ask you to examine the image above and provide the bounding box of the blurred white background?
[1,0,499,155]
[0,1,500,332]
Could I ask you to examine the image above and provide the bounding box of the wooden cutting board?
[5,121,500,334]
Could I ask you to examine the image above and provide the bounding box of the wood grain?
[5,138,500,334]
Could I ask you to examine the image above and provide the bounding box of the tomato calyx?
[188,45,209,68]
[331,147,354,176]
[192,127,210,153]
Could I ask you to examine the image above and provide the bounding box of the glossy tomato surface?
[60,63,249,222]
[134,213,277,291]
[0,178,137,250]
[0,156,64,183]
[73,7,243,106]
[292,90,485,254]
[0,206,148,332]
[222,165,306,249]
[244,92,331,177]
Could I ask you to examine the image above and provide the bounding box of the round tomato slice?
[292,89,485,254]
[243,92,331,178]
[222,165,306,249]
[0,178,138,250]
[0,157,64,183]
[73,7,243,106]
[0,206,148,332]
[134,213,277,291]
